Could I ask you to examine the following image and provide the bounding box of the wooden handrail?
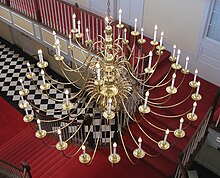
[0,160,32,178]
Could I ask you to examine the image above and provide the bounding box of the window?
[207,0,220,42]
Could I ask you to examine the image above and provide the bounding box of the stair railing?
[0,160,32,178]
[174,107,213,178]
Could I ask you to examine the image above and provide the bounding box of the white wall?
[143,0,206,53]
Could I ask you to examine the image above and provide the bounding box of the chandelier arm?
[60,62,87,84]
[140,113,168,132]
[60,60,75,72]
[46,120,76,134]
[116,112,137,164]
[121,99,138,122]
[151,108,192,118]
[63,113,97,158]
[148,73,186,101]
[27,99,65,114]
[86,116,103,166]
[136,121,158,144]
[44,71,78,86]
[126,115,161,157]
[149,89,193,108]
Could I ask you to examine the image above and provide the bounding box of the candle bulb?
[65,89,69,105]
[163,129,169,143]
[119,9,122,24]
[37,119,42,132]
[41,70,46,85]
[55,39,60,56]
[193,69,198,83]
[108,98,112,115]
[105,16,109,26]
[176,49,181,65]
[184,56,189,70]
[38,49,43,63]
[27,62,32,74]
[159,31,164,47]
[153,25,158,42]
[77,20,81,34]
[72,13,76,30]
[20,95,25,103]
[52,31,57,42]
[196,81,200,96]
[141,28,144,40]
[138,137,142,150]
[179,118,184,130]
[192,102,197,116]
[19,79,25,90]
[171,73,176,89]
[86,28,90,41]
[148,51,153,69]
[124,28,127,41]
[113,142,117,156]
[96,62,101,81]
[144,91,149,108]
[69,34,72,46]
[57,128,63,145]
[172,44,176,58]
[82,145,86,156]
[134,18,137,32]
[24,108,29,115]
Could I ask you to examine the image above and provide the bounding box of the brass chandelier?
[18,1,202,165]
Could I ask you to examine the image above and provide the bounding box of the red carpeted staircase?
[0,36,219,177]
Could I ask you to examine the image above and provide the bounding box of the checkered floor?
[0,38,116,143]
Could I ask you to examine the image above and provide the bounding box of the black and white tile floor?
[0,38,115,143]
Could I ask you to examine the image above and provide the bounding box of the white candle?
[27,62,32,74]
[77,20,81,34]
[105,16,109,26]
[65,89,69,105]
[72,13,76,29]
[57,128,63,144]
[119,9,122,24]
[141,28,144,40]
[171,73,176,89]
[134,18,137,32]
[144,91,149,108]
[124,28,127,40]
[193,69,198,83]
[69,34,72,46]
[179,118,184,130]
[82,145,86,156]
[41,70,46,85]
[153,25,158,42]
[176,49,181,65]
[184,56,189,70]
[138,137,142,150]
[148,51,153,69]
[163,129,169,143]
[37,119,42,132]
[24,108,29,115]
[96,62,101,81]
[113,142,117,156]
[196,81,200,96]
[108,98,112,115]
[20,95,24,103]
[159,31,164,47]
[19,79,25,90]
[52,31,57,42]
[85,28,89,41]
[55,39,60,56]
[38,49,43,63]
[192,102,197,116]
[172,44,176,58]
